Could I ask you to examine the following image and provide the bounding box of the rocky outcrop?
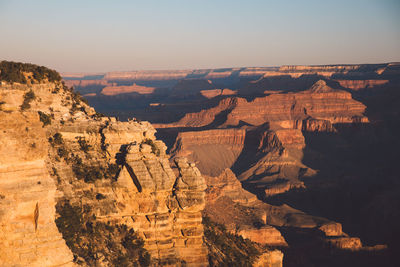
[170,129,246,177]
[200,89,237,99]
[335,79,389,90]
[0,112,74,267]
[0,76,208,266]
[204,169,257,205]
[159,80,368,197]
[253,250,284,267]
[238,226,287,246]
[326,237,362,250]
[202,168,366,253]
[158,80,367,129]
[155,97,240,129]
[169,125,315,197]
[204,170,287,248]
[101,83,156,95]
[226,80,368,127]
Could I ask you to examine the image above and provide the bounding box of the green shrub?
[20,90,35,110]
[72,160,119,183]
[203,216,262,267]
[38,111,52,127]
[55,200,150,266]
[0,60,61,83]
[142,139,159,156]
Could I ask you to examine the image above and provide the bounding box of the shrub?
[53,133,63,145]
[57,147,69,159]
[0,60,61,83]
[72,160,119,183]
[38,111,52,127]
[55,200,150,266]
[20,90,35,110]
[142,139,159,156]
[203,216,262,267]
[76,136,91,153]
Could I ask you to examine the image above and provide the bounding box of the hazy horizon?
[1,0,399,73]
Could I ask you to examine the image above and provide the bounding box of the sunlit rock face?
[0,77,208,266]
[160,80,368,198]
[0,111,75,266]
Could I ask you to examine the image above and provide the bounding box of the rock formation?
[0,66,209,266]
[335,79,389,90]
[0,111,75,266]
[61,62,400,266]
[200,89,237,99]
[160,80,367,129]
[101,83,156,95]
[202,168,366,254]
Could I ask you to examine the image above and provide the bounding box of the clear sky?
[0,0,399,72]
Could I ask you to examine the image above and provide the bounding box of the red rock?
[238,226,288,246]
[101,83,155,95]
[200,89,237,99]
[335,79,389,90]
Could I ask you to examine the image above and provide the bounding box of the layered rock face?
[0,112,74,266]
[162,80,367,129]
[101,83,156,95]
[55,119,208,266]
[0,78,208,266]
[63,63,399,266]
[170,129,246,176]
[335,79,389,90]
[160,80,367,198]
[200,89,237,99]
[202,168,365,253]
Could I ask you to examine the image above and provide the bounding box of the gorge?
[1,61,399,266]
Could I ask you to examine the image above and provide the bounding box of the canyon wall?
[161,80,367,129]
[0,80,208,266]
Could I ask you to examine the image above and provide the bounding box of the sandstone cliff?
[101,83,156,95]
[335,79,389,90]
[160,80,368,198]
[0,68,208,266]
[160,80,367,129]
[202,168,365,254]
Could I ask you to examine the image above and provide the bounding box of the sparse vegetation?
[48,132,119,183]
[203,216,261,267]
[96,193,106,200]
[52,86,60,94]
[70,154,119,183]
[57,147,69,159]
[55,200,150,266]
[52,133,64,145]
[38,111,52,127]
[0,60,61,84]
[142,139,159,156]
[20,90,35,110]
[71,89,88,105]
[76,136,91,152]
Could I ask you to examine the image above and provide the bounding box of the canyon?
[0,61,399,266]
[65,62,400,266]
[0,67,213,266]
